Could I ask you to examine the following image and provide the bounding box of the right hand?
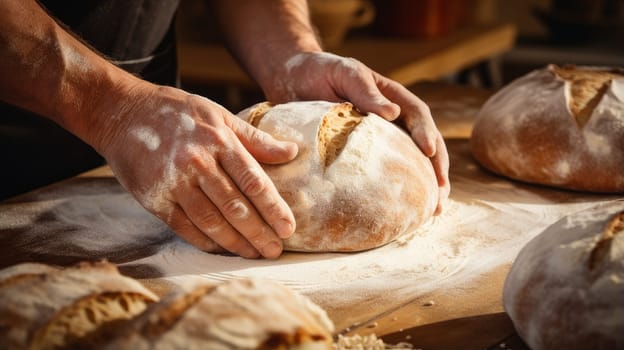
[91,83,298,259]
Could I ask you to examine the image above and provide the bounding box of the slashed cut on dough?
[238,101,439,252]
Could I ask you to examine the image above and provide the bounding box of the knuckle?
[186,151,206,170]
[218,234,242,251]
[238,168,267,197]
[222,198,250,220]
[193,209,225,233]
[263,199,287,222]
[248,128,269,146]
[244,225,271,247]
[167,218,194,236]
[205,126,229,146]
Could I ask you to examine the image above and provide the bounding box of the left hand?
[265,52,450,215]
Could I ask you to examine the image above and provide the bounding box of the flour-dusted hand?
[211,1,448,214]
[1,1,300,259]
[268,52,450,215]
[93,84,298,259]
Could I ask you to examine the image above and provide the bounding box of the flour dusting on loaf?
[553,65,620,127]
[238,101,438,252]
[0,261,158,349]
[503,200,624,349]
[101,278,334,349]
[470,64,624,192]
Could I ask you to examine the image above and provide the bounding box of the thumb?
[229,116,298,164]
[354,91,400,121]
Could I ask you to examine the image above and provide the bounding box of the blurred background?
[3,0,622,200]
[175,0,624,112]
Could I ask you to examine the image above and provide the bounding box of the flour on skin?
[283,52,364,100]
[179,112,196,132]
[226,200,250,220]
[131,104,200,220]
[131,126,161,151]
[62,45,92,75]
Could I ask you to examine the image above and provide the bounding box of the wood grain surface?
[1,84,620,349]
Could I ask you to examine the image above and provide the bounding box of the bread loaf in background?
[99,278,334,349]
[470,64,624,193]
[503,200,624,349]
[238,101,438,252]
[0,261,158,349]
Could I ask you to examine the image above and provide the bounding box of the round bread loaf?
[99,278,334,349]
[0,261,158,349]
[237,101,438,252]
[470,64,624,193]
[503,200,624,349]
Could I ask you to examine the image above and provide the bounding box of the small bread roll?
[0,261,158,350]
[471,64,624,193]
[99,278,335,349]
[238,101,438,252]
[503,200,624,349]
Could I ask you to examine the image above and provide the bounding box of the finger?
[335,59,401,120]
[430,134,451,216]
[197,155,288,259]
[216,142,296,241]
[175,186,261,259]
[374,74,438,157]
[162,203,230,255]
[227,116,298,165]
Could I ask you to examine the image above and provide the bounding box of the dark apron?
[0,0,180,199]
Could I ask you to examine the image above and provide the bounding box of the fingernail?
[261,242,282,259]
[274,219,295,239]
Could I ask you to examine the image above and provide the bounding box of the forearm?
[0,0,143,152]
[211,0,322,94]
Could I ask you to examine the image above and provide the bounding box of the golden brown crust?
[471,64,624,193]
[503,202,624,349]
[102,279,334,349]
[0,261,158,349]
[588,211,624,271]
[240,101,438,252]
[550,64,623,127]
[138,284,215,338]
[248,101,273,127]
[0,262,59,289]
[32,291,155,350]
[317,103,365,169]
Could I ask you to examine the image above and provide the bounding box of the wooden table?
[0,83,517,350]
[177,22,517,89]
[6,83,618,350]
[339,83,528,349]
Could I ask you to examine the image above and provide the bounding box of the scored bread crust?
[100,278,335,349]
[0,261,158,349]
[237,101,438,252]
[470,64,624,193]
[503,200,624,349]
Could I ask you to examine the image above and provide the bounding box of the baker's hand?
[93,83,298,259]
[266,52,450,214]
